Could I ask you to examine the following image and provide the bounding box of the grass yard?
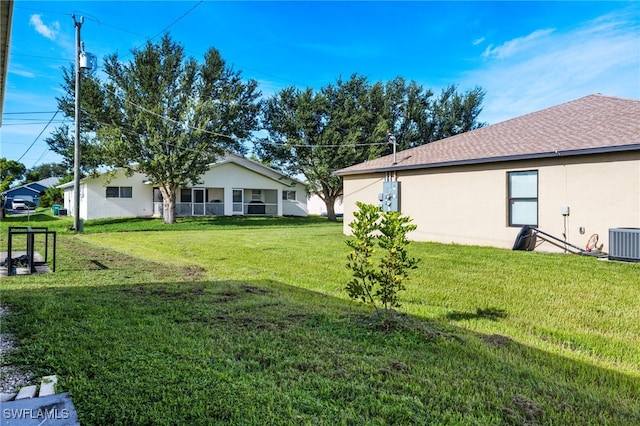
[1,215,639,425]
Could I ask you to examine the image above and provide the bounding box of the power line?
[16,111,60,162]
[3,111,60,115]
[99,86,387,149]
[150,1,204,41]
[11,53,73,63]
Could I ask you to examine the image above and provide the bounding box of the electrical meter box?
[379,181,400,212]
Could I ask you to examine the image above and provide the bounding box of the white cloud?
[472,37,485,46]
[29,14,60,41]
[461,10,640,124]
[482,29,555,60]
[9,67,35,78]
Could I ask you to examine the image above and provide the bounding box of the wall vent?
[609,228,640,262]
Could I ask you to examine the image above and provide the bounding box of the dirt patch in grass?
[121,282,206,300]
[503,394,544,425]
[379,360,409,376]
[239,283,270,295]
[483,334,513,348]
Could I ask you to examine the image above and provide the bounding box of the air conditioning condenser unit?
[609,228,640,262]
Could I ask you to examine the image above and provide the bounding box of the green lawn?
[1,215,638,425]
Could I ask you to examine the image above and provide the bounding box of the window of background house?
[106,186,132,198]
[106,187,119,198]
[119,187,132,198]
[180,189,192,203]
[282,191,296,201]
[508,170,538,226]
[251,190,262,201]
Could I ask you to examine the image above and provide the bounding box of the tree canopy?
[45,65,110,174]
[254,74,485,221]
[23,163,69,184]
[0,158,26,193]
[46,34,262,223]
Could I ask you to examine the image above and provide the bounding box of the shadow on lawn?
[1,276,639,426]
[445,307,509,322]
[1,236,638,424]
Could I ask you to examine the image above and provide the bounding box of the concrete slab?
[14,386,36,400]
[0,394,17,403]
[0,252,51,277]
[38,376,58,397]
[0,392,79,425]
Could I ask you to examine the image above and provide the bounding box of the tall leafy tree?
[48,34,261,224]
[375,79,486,153]
[256,75,385,221]
[0,158,26,192]
[45,65,111,174]
[426,85,486,143]
[23,162,69,183]
[99,34,261,223]
[255,75,486,221]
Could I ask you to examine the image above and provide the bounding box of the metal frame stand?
[6,227,57,275]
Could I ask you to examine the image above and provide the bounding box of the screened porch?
[153,187,278,217]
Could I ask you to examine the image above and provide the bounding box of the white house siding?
[61,156,308,220]
[307,194,343,216]
[342,151,640,253]
[198,162,307,216]
[80,170,153,220]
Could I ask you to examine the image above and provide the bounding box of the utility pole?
[73,15,83,232]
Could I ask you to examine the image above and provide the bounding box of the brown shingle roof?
[335,94,640,176]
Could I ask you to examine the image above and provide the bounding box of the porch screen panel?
[192,189,205,215]
[508,170,538,226]
[232,189,243,214]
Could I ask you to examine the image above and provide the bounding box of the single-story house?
[335,94,640,254]
[58,152,308,220]
[1,177,61,208]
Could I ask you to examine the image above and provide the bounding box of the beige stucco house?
[335,94,640,254]
[59,152,308,220]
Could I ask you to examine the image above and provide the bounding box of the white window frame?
[106,186,133,199]
[282,190,296,201]
[508,170,538,227]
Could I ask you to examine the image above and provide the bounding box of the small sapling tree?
[346,202,420,317]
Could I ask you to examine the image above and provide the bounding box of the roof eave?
[335,144,640,176]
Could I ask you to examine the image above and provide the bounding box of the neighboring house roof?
[58,153,306,189]
[335,94,640,176]
[35,176,62,188]
[1,177,61,196]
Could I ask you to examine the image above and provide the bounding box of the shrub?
[345,202,420,314]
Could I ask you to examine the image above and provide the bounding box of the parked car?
[11,199,35,210]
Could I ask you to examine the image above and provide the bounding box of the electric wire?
[15,111,60,162]
[97,87,389,149]
[149,1,204,41]
[2,111,60,115]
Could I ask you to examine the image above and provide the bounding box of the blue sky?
[2,1,639,169]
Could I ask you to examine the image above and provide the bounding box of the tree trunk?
[324,196,337,222]
[160,186,176,224]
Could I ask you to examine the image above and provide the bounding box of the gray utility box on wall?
[379,181,400,212]
[609,228,640,262]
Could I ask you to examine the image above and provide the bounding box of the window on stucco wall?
[282,190,296,201]
[106,186,133,199]
[508,170,538,227]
